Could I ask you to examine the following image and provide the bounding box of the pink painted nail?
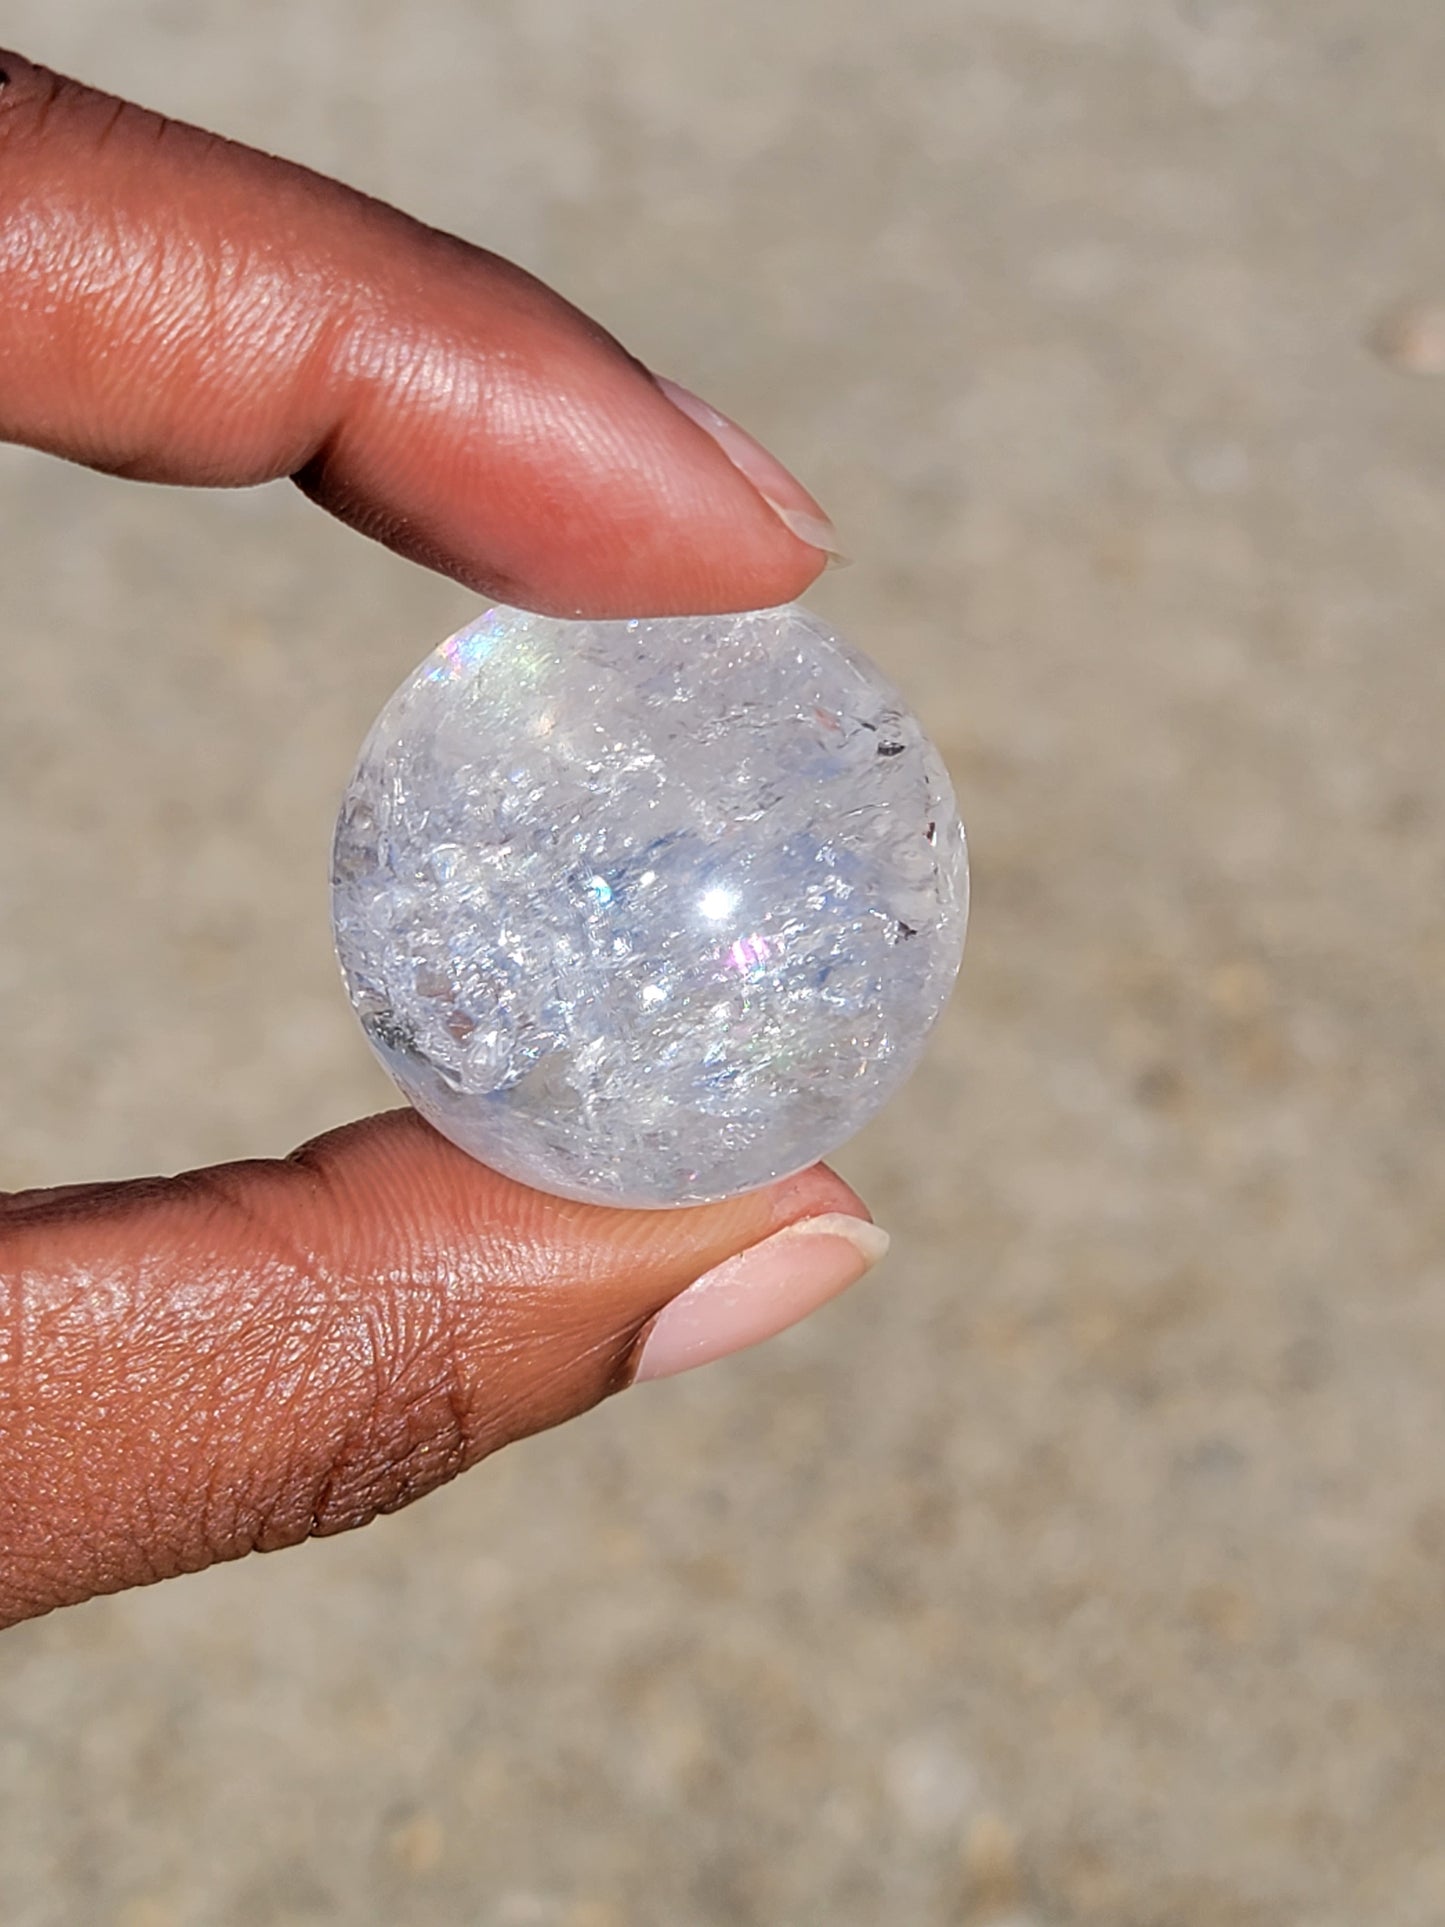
[631,1213,890,1384]
[652,375,846,563]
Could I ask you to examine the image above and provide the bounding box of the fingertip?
[0,53,837,619]
[315,326,837,618]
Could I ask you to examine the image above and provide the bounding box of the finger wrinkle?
[256,1290,473,1543]
[0,59,65,145]
[162,1162,487,1543]
[85,93,129,153]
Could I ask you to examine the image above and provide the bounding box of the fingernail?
[631,1213,890,1384]
[653,375,846,563]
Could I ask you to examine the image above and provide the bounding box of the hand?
[0,53,884,1629]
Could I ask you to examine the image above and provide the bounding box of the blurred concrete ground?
[2,1,1444,1921]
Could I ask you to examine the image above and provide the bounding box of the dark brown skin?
[0,53,860,1628]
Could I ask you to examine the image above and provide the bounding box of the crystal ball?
[331,603,967,1208]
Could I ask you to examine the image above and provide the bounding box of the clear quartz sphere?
[331,603,967,1208]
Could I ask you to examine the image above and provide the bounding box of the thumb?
[0,1110,884,1627]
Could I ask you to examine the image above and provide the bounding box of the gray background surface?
[3,2,1444,1922]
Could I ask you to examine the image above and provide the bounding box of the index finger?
[0,52,835,617]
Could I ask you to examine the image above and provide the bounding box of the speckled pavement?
[3,3,1444,1922]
